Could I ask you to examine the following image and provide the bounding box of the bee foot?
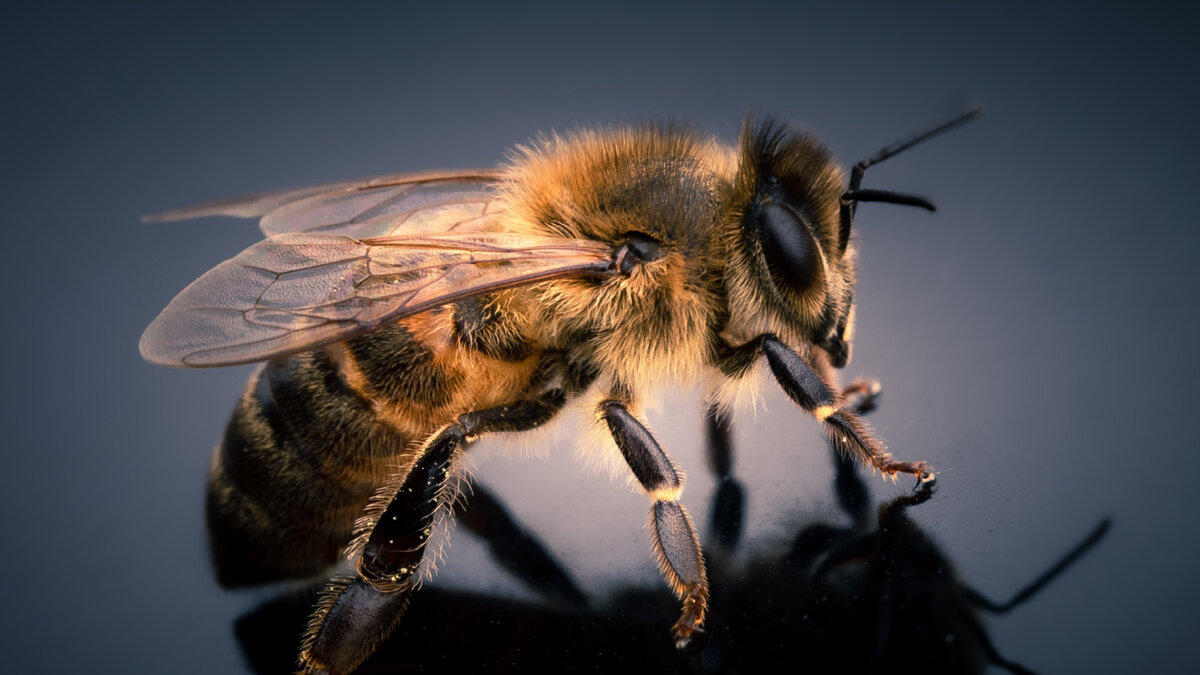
[672,622,705,651]
[671,603,706,651]
[842,378,882,415]
[913,470,937,497]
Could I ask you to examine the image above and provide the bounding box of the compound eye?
[750,201,823,295]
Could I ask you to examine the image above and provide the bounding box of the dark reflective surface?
[3,2,1197,673]
[235,451,1108,674]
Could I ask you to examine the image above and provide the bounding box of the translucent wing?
[144,170,506,239]
[140,232,613,368]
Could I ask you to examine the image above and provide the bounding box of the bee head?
[729,117,857,367]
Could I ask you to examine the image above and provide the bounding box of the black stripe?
[267,351,409,463]
[219,369,358,521]
[346,323,461,407]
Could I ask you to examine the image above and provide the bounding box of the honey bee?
[141,107,980,674]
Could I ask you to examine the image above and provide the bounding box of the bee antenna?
[956,609,1038,675]
[838,104,982,252]
[962,517,1111,614]
[841,188,936,212]
[849,104,983,191]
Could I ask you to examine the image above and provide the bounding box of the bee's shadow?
[233,459,1109,674]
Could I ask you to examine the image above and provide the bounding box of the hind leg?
[206,363,409,588]
[602,398,708,648]
[299,391,566,675]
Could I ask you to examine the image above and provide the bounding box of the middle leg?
[602,398,708,649]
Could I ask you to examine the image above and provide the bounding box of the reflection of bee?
[232,387,1109,674]
[141,108,979,673]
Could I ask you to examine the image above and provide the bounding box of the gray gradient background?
[3,1,1197,673]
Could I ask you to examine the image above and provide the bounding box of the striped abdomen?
[206,298,541,587]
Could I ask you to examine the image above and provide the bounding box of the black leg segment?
[651,501,707,646]
[360,426,461,590]
[299,575,412,675]
[751,335,935,488]
[759,336,838,413]
[601,398,709,648]
[458,389,566,435]
[299,388,568,674]
[301,423,463,674]
[603,400,681,498]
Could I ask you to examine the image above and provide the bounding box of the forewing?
[144,170,505,239]
[140,232,613,368]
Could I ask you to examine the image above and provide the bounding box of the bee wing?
[140,231,613,368]
[144,170,506,239]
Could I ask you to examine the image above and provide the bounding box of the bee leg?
[757,335,936,491]
[704,404,745,554]
[841,378,881,415]
[298,425,461,675]
[780,385,879,572]
[299,391,566,674]
[832,379,882,526]
[601,399,708,650]
[453,478,589,607]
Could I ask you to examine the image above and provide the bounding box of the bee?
[141,107,980,674]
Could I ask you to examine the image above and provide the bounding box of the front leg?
[298,391,565,674]
[722,335,935,489]
[601,399,708,649]
[833,378,882,526]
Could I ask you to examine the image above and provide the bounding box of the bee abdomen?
[207,352,410,587]
[207,312,538,587]
[345,322,464,406]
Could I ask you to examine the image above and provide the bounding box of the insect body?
[141,109,979,673]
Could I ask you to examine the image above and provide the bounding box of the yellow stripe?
[652,485,683,502]
[814,405,837,421]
